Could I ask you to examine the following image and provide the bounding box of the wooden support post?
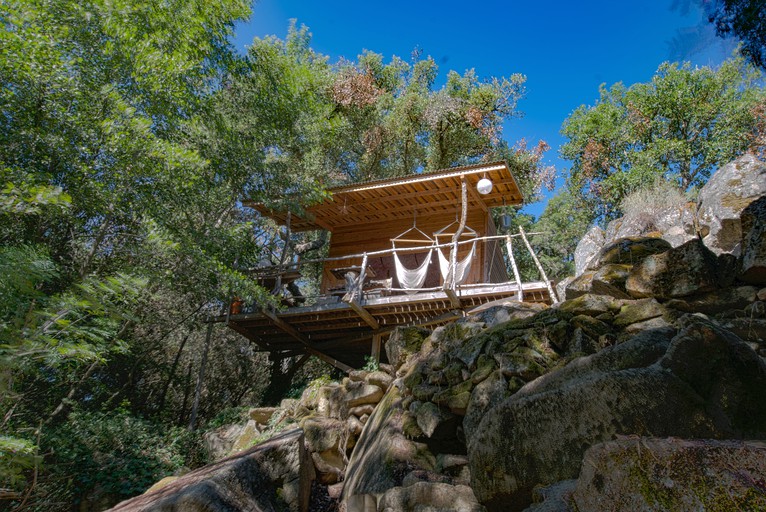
[505,235,524,302]
[357,252,368,302]
[444,288,461,309]
[371,334,381,363]
[342,252,380,330]
[261,307,354,373]
[444,176,468,302]
[518,226,560,303]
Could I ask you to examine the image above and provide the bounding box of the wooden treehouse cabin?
[225,161,558,372]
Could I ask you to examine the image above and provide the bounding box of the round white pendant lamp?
[477,177,493,195]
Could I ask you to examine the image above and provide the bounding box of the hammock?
[437,241,477,286]
[391,216,435,294]
[393,248,434,294]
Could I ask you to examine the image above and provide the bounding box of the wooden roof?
[247,161,523,232]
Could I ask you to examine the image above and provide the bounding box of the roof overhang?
[246,161,523,232]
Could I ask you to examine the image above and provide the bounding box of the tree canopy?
[707,0,766,70]
[560,55,765,221]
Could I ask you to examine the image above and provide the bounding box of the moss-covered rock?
[565,266,632,300]
[416,402,457,439]
[588,236,672,270]
[468,316,766,511]
[365,370,393,390]
[557,293,624,316]
[665,286,759,315]
[463,370,510,447]
[626,239,719,299]
[613,298,668,327]
[470,354,497,384]
[386,326,432,372]
[572,438,766,512]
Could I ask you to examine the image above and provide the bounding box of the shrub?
[35,411,203,509]
[620,179,687,219]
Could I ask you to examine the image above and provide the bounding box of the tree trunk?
[188,321,213,431]
[156,331,191,414]
[262,354,309,406]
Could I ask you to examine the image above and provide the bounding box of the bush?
[619,179,687,218]
[33,411,204,510]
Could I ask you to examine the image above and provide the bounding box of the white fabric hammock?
[393,249,433,294]
[437,242,477,286]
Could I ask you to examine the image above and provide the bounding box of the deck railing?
[246,227,559,308]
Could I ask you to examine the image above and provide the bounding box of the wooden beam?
[261,308,310,344]
[414,309,463,327]
[261,308,354,373]
[466,181,489,213]
[344,297,380,330]
[444,287,462,309]
[300,211,333,231]
[371,334,381,362]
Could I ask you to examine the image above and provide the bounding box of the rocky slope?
[111,154,766,512]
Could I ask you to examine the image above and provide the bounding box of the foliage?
[205,406,251,431]
[211,22,553,208]
[362,355,380,372]
[0,436,40,492]
[707,0,766,70]
[529,190,595,280]
[561,55,765,222]
[36,411,203,508]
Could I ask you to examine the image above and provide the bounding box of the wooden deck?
[225,280,552,370]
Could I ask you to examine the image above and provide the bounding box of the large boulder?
[109,429,314,512]
[739,196,766,285]
[301,417,348,484]
[625,238,719,299]
[572,438,766,511]
[203,423,245,461]
[697,153,766,256]
[587,237,672,271]
[564,264,632,300]
[467,317,766,511]
[574,225,604,276]
[377,482,484,512]
[342,385,437,508]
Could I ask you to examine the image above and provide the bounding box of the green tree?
[530,189,595,280]
[561,55,765,221]
[707,0,766,70]
[0,0,262,507]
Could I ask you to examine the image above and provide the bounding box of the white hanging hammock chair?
[391,220,435,294]
[433,220,478,286]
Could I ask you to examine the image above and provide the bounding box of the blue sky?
[232,1,733,216]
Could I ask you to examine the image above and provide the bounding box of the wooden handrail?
[248,232,546,270]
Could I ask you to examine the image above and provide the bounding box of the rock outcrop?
[698,153,766,256]
[574,153,766,278]
[572,438,766,511]
[109,429,314,512]
[468,316,766,511]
